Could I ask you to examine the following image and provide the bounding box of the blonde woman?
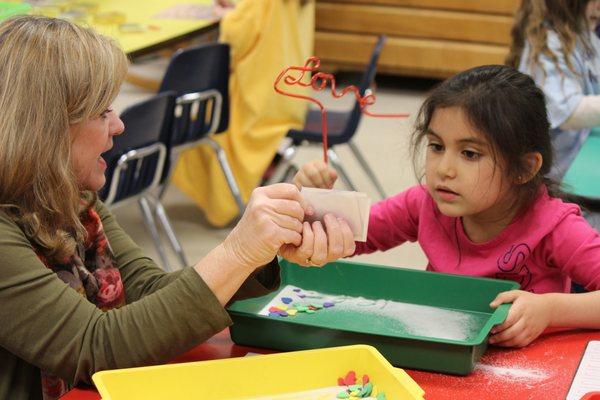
[507,0,600,178]
[0,16,354,400]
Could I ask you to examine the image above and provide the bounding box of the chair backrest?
[100,92,176,204]
[339,35,386,141]
[158,43,230,148]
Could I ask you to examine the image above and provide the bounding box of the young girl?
[507,0,600,178]
[293,65,600,348]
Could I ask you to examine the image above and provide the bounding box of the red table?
[62,328,600,400]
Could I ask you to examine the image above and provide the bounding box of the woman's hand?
[214,0,234,7]
[213,0,235,17]
[293,159,338,189]
[488,290,552,347]
[279,214,356,267]
[222,184,308,271]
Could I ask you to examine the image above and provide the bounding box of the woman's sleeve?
[560,95,600,130]
[228,258,281,304]
[527,33,586,129]
[95,201,185,302]
[0,211,232,385]
[97,201,281,303]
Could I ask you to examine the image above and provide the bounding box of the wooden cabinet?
[315,0,520,78]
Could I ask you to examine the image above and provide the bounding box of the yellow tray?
[92,345,425,400]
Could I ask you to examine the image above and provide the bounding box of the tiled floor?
[110,59,435,271]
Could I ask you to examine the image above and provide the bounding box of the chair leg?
[151,195,189,268]
[265,144,298,185]
[205,137,246,215]
[158,151,180,200]
[138,196,172,272]
[348,141,387,199]
[281,164,299,183]
[158,181,170,201]
[327,148,359,192]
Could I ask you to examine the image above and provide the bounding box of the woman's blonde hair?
[506,0,593,76]
[0,15,128,263]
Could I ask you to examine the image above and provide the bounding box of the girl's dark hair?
[412,64,577,212]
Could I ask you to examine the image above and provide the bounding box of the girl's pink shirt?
[355,185,600,293]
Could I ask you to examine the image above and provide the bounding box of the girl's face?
[425,106,515,222]
[586,0,600,30]
[70,108,124,191]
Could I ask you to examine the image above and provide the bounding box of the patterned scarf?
[36,207,126,400]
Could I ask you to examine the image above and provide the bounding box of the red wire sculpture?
[274,56,409,163]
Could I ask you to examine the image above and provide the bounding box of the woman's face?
[586,0,600,30]
[70,108,124,191]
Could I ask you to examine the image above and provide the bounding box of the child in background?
[507,0,600,178]
[173,0,314,227]
[292,65,600,348]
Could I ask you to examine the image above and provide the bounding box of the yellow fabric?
[172,0,314,227]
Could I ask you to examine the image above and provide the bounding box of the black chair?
[100,92,187,271]
[158,42,245,214]
[270,35,388,198]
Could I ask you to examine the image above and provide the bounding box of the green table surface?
[563,127,600,198]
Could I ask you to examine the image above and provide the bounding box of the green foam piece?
[360,382,373,397]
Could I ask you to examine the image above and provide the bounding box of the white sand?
[260,285,486,341]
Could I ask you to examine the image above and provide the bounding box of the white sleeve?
[560,95,600,130]
[520,32,585,129]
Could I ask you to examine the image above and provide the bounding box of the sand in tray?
[260,285,488,342]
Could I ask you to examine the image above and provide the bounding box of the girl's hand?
[488,290,552,347]
[293,159,338,189]
[223,184,308,271]
[279,213,356,266]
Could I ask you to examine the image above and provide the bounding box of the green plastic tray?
[0,2,31,21]
[228,259,519,375]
